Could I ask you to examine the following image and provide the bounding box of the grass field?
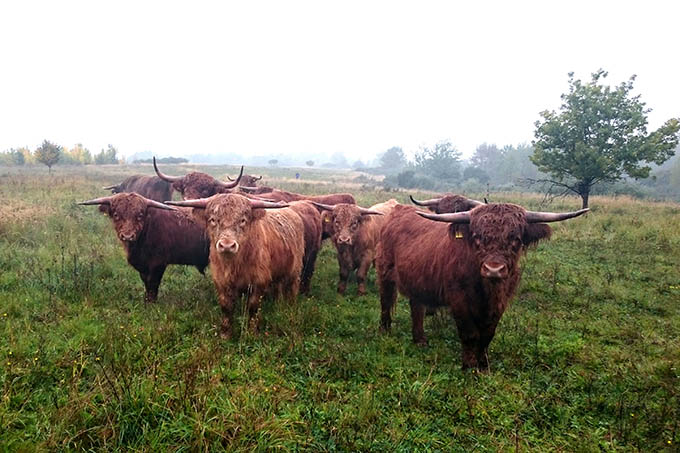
[1,164,679,451]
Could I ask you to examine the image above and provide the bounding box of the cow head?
[79,193,176,243]
[166,194,288,256]
[312,202,383,246]
[102,183,122,194]
[418,203,588,280]
[410,194,483,214]
[227,173,263,186]
[153,156,243,200]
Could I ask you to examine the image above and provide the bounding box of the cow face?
[435,195,481,214]
[328,204,382,246]
[418,203,588,281]
[79,193,174,243]
[179,173,225,200]
[204,195,265,256]
[103,194,151,243]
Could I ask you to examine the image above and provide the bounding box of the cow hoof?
[414,339,428,347]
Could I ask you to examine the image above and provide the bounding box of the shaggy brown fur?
[376,203,553,370]
[287,201,323,294]
[200,194,304,338]
[104,175,173,202]
[325,199,398,295]
[253,190,356,208]
[92,193,209,302]
[430,194,481,214]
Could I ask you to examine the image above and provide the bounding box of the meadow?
[1,164,679,452]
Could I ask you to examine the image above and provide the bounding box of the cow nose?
[119,232,135,242]
[337,235,352,245]
[481,262,507,279]
[216,239,239,254]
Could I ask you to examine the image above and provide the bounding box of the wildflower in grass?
[34,357,38,362]
[6,362,10,366]
[95,357,101,361]
[3,313,7,317]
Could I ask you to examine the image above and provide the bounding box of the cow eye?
[112,212,119,220]
[240,217,247,227]
[209,218,216,226]
[137,214,143,221]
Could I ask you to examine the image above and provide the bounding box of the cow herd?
[80,159,588,370]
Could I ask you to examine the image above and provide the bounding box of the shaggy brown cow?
[314,199,398,295]
[226,173,264,187]
[239,186,356,207]
[377,203,588,370]
[153,157,243,199]
[79,193,210,303]
[287,201,323,294]
[410,193,483,214]
[167,194,304,338]
[102,175,173,202]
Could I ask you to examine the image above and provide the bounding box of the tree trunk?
[580,189,589,209]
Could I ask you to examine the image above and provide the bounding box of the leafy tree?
[532,70,680,208]
[94,144,119,165]
[380,146,406,169]
[35,140,61,173]
[414,140,462,181]
[306,160,314,167]
[463,165,489,183]
[268,159,278,166]
[471,143,502,170]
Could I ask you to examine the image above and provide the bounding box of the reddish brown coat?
[103,175,173,202]
[324,199,398,295]
[89,193,209,302]
[288,201,323,294]
[198,194,305,338]
[377,203,554,370]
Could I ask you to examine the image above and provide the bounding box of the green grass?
[1,165,679,451]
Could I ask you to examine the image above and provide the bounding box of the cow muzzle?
[118,232,136,242]
[337,235,352,245]
[216,238,239,254]
[481,262,508,279]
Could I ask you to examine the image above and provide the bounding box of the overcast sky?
[0,0,678,161]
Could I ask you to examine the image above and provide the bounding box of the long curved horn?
[146,199,177,211]
[164,198,210,209]
[358,206,384,216]
[217,166,244,189]
[102,184,119,191]
[153,156,183,182]
[409,195,441,207]
[238,186,259,193]
[254,175,262,181]
[525,208,589,223]
[310,201,335,211]
[78,196,115,206]
[416,210,471,224]
[249,199,289,209]
[244,194,277,202]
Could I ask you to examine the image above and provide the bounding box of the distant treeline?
[0,143,122,166]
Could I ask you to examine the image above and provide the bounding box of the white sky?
[0,0,678,161]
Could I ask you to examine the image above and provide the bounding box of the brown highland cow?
[377,203,588,370]
[153,156,243,199]
[314,199,398,296]
[410,193,483,214]
[167,194,305,338]
[79,193,210,303]
[102,175,173,202]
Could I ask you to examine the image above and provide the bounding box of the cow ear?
[448,224,470,241]
[523,223,552,247]
[98,204,111,215]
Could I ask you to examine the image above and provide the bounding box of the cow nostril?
[482,262,507,278]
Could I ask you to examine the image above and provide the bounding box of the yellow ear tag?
[455,231,463,239]
[324,217,330,223]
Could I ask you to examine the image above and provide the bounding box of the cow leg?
[337,265,350,295]
[476,322,499,371]
[141,266,166,303]
[300,248,319,295]
[218,290,236,339]
[378,272,397,332]
[409,299,427,346]
[246,287,265,333]
[356,256,372,296]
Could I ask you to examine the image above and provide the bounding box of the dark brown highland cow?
[153,157,243,199]
[102,175,173,202]
[167,194,305,338]
[226,172,265,187]
[377,203,588,370]
[314,199,398,295]
[410,193,483,214]
[79,193,210,303]
[240,186,356,209]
